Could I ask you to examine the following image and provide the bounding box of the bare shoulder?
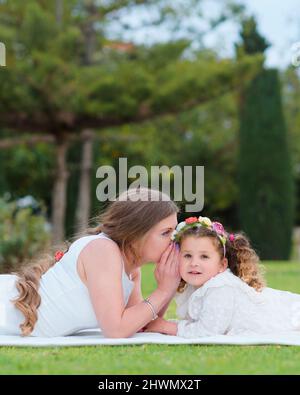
[81,236,120,255]
[77,237,123,284]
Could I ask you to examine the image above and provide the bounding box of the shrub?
[0,196,51,273]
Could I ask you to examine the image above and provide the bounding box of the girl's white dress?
[174,268,300,338]
[0,232,134,337]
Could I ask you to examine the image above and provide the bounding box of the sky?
[191,0,300,69]
[109,0,300,70]
[221,0,300,69]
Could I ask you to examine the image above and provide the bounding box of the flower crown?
[171,216,235,258]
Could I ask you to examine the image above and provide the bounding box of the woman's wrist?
[154,288,172,303]
[144,288,172,322]
[157,297,173,318]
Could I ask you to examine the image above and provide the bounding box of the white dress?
[174,268,300,338]
[0,232,134,337]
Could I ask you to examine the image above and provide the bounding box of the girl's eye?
[162,230,171,236]
[183,254,208,258]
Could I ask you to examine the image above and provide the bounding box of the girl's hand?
[154,242,181,297]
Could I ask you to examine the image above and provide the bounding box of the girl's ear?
[223,257,228,269]
[219,257,228,272]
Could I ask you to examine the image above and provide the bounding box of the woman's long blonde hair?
[12,187,180,336]
[177,225,266,293]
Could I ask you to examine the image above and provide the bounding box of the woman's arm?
[80,238,172,338]
[126,268,174,318]
[157,297,174,318]
[125,268,144,308]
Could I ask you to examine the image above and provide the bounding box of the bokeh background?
[1,0,300,273]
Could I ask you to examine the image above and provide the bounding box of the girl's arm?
[145,286,236,338]
[177,286,235,338]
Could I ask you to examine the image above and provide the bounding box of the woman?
[0,187,181,338]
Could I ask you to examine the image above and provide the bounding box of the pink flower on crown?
[212,222,225,235]
[185,217,198,224]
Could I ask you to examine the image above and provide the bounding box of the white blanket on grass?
[1,329,300,347]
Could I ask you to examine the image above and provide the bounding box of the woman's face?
[139,213,178,264]
[179,236,228,288]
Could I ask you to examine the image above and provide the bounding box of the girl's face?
[179,236,228,288]
[138,213,178,264]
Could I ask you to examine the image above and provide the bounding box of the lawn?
[1,261,300,375]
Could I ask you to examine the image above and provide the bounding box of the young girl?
[143,216,300,338]
[0,187,181,338]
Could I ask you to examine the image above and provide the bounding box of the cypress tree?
[237,17,295,260]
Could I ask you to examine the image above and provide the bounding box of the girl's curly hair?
[177,225,266,293]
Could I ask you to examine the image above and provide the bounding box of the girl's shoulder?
[174,270,236,306]
[204,269,241,288]
[174,283,197,305]
[190,269,264,304]
[174,283,198,319]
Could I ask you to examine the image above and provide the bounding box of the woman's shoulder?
[70,233,118,252]
[76,233,120,257]
[69,233,122,275]
[76,233,124,281]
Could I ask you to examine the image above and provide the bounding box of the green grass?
[1,261,300,375]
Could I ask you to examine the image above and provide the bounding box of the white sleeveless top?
[0,232,134,337]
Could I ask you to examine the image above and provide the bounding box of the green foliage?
[235,15,270,60]
[0,140,55,209]
[0,197,51,273]
[0,1,262,130]
[0,0,268,239]
[281,67,300,224]
[238,69,295,260]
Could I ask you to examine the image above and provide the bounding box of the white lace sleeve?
[176,286,235,338]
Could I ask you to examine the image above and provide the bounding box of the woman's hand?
[140,317,168,334]
[154,242,181,297]
[139,317,178,336]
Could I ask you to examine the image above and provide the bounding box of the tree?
[0,0,261,242]
[236,16,295,260]
[281,67,300,225]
